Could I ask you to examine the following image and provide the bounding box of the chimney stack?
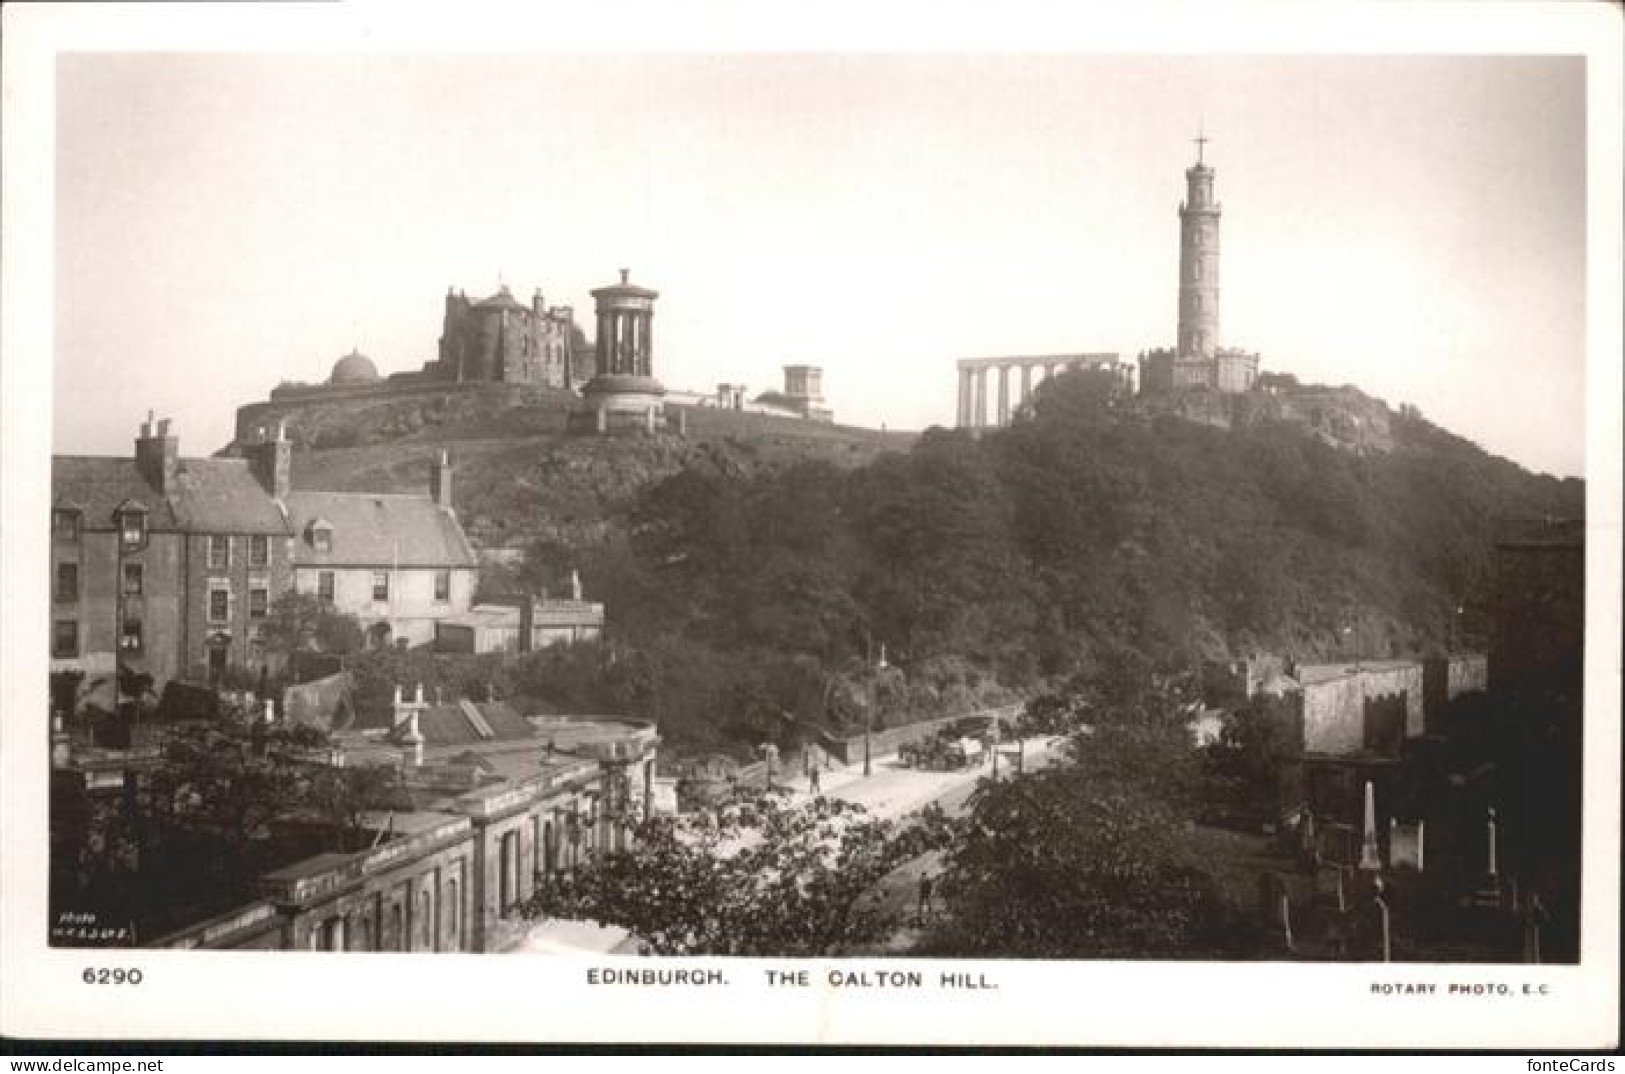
[519,598,535,653]
[430,450,453,509]
[247,419,292,501]
[134,412,180,496]
[402,709,425,767]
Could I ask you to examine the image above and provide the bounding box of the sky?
[51,51,1588,475]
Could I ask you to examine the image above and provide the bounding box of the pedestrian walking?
[808,765,822,795]
[917,871,935,925]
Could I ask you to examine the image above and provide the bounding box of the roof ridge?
[290,489,434,500]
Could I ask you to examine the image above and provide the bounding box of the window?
[54,562,79,603]
[119,510,145,551]
[434,569,451,603]
[208,535,231,571]
[249,587,268,619]
[52,620,78,659]
[372,571,389,603]
[317,570,335,603]
[122,562,143,596]
[446,878,460,951]
[52,510,80,541]
[120,617,143,653]
[249,535,269,567]
[313,530,332,554]
[208,587,230,623]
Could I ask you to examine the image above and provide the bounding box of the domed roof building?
[330,348,381,386]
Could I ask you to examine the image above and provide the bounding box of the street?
[516,732,1066,955]
[808,734,1069,954]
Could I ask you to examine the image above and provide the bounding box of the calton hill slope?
[276,373,1582,759]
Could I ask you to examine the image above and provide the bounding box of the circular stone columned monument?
[570,269,666,434]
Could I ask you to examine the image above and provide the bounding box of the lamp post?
[864,643,887,778]
[760,744,778,790]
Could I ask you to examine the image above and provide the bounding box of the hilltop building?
[570,269,670,435]
[428,285,592,389]
[683,365,835,423]
[271,283,593,399]
[956,354,1132,429]
[237,274,844,448]
[754,364,834,422]
[1139,136,1260,396]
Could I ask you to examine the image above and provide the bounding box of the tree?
[923,720,1248,958]
[260,590,364,657]
[525,787,952,955]
[55,697,396,938]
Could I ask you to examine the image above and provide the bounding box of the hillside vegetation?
[296,372,1582,757]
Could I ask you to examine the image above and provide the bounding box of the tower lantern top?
[1193,129,1209,166]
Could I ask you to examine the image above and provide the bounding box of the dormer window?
[116,504,147,552]
[52,509,81,542]
[308,519,333,555]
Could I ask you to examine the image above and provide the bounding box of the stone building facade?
[145,709,661,953]
[571,270,670,434]
[753,365,833,422]
[282,451,481,649]
[51,415,296,693]
[1139,140,1260,397]
[955,353,1131,429]
[429,285,591,389]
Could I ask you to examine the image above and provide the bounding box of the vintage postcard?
[2,0,1619,1049]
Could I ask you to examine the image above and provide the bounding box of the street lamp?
[864,644,887,777]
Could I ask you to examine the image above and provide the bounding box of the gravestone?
[1314,865,1349,912]
[1388,818,1425,871]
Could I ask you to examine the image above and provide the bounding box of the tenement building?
[1138,136,1260,396]
[51,414,492,703]
[51,414,295,692]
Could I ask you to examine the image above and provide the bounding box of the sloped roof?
[359,701,536,747]
[52,456,288,534]
[475,286,528,312]
[284,490,478,568]
[53,458,180,530]
[167,459,291,534]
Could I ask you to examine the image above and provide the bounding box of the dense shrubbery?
[480,370,1578,756]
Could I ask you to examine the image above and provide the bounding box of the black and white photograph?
[2,0,1619,1050]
